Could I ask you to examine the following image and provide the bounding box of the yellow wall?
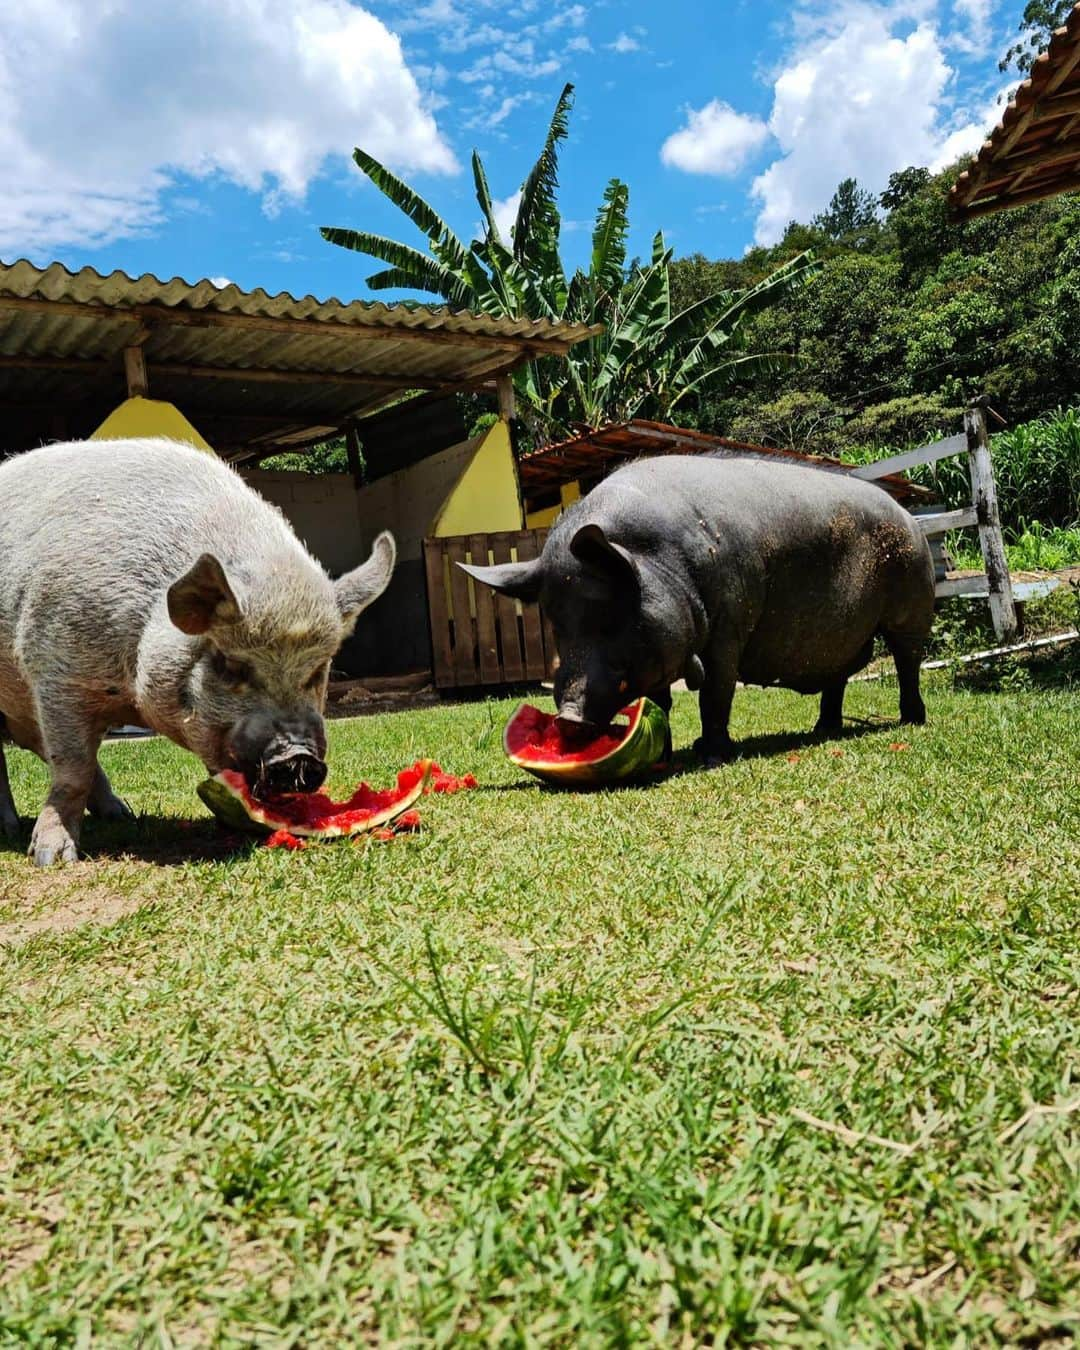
[432,418,523,536]
[525,479,581,529]
[91,397,214,453]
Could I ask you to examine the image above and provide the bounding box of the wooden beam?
[345,420,363,486]
[0,293,591,355]
[496,373,516,421]
[148,359,443,391]
[0,350,508,394]
[916,505,978,535]
[0,354,112,377]
[849,433,967,479]
[958,176,1080,219]
[964,403,1018,643]
[999,137,1080,176]
[124,346,149,397]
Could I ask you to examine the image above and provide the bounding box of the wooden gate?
[423,529,557,689]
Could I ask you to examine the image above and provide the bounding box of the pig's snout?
[259,747,328,797]
[227,711,328,797]
[555,702,599,730]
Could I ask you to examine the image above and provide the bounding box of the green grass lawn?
[1,677,1078,1346]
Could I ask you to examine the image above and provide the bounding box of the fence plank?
[916,505,978,535]
[515,531,548,679]
[468,533,502,684]
[964,405,1019,643]
[850,433,967,481]
[423,540,455,689]
[489,534,525,682]
[445,538,478,685]
[936,575,991,598]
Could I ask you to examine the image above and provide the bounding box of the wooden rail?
[423,529,557,689]
[854,406,1019,642]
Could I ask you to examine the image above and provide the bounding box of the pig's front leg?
[87,765,135,822]
[28,699,104,867]
[0,741,19,840]
[694,641,739,767]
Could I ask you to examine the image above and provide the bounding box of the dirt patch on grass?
[0,871,156,947]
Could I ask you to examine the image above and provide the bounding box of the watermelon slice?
[504,698,669,786]
[197,760,433,837]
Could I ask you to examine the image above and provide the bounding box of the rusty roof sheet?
[518,420,932,505]
[950,5,1080,219]
[0,258,599,461]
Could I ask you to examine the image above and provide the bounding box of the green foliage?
[258,437,353,475]
[322,85,812,443]
[951,522,1080,572]
[1000,1,1074,74]
[679,160,1080,500]
[812,176,878,240]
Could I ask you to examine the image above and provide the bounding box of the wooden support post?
[964,402,1018,644]
[496,374,516,422]
[123,346,149,398]
[345,420,364,488]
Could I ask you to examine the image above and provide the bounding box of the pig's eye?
[305,664,329,690]
[213,652,254,688]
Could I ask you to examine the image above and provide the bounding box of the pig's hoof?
[89,794,136,822]
[28,825,80,867]
[694,737,734,768]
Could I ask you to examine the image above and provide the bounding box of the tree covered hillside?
[671,164,1080,468]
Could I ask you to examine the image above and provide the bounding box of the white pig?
[0,438,395,866]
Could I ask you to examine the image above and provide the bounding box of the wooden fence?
[851,402,1022,642]
[423,529,557,689]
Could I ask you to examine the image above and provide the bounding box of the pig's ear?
[335,531,396,629]
[458,559,543,602]
[167,554,243,635]
[570,523,640,589]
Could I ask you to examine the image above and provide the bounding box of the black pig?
[461,456,935,763]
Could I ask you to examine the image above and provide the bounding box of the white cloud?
[950,0,994,55]
[607,33,641,53]
[0,0,456,257]
[661,100,771,176]
[567,35,593,53]
[747,8,998,245]
[493,190,522,242]
[546,5,588,30]
[208,275,233,288]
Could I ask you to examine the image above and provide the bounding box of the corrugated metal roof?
[0,258,597,344]
[518,420,932,505]
[950,5,1080,219]
[0,258,600,462]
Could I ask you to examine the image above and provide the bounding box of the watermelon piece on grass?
[198,759,433,838]
[504,697,669,786]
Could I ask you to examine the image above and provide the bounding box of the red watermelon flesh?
[505,705,633,765]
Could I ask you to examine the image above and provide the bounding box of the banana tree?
[321,84,816,438]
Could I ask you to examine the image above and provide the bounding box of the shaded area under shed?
[0,258,597,463]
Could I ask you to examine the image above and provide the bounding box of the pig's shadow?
[485,720,893,794]
[0,817,255,866]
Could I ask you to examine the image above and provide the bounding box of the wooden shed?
[0,258,597,681]
[951,4,1080,219]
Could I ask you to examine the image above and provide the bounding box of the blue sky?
[1,0,1022,303]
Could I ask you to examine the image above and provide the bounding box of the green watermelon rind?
[196,762,431,837]
[504,697,669,786]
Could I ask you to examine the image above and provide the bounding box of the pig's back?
[596,453,921,546]
[0,438,315,660]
